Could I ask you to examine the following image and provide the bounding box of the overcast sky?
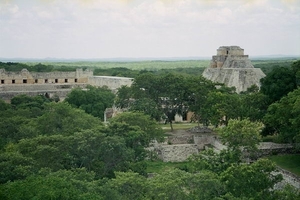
[0,0,300,59]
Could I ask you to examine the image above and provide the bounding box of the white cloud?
[0,0,299,58]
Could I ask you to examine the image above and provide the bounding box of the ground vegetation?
[1,59,300,199]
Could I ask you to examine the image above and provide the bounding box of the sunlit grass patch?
[159,122,198,132]
[146,160,191,174]
[268,154,300,176]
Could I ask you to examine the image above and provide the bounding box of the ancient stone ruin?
[202,46,266,93]
[0,68,133,101]
[148,129,294,162]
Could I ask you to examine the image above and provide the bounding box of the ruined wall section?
[149,133,296,163]
[0,84,88,101]
[0,89,75,101]
[217,46,244,56]
[211,46,245,68]
[210,55,227,68]
[88,76,133,91]
[203,68,266,93]
[156,144,199,162]
[0,68,132,101]
[222,55,254,69]
[0,68,92,84]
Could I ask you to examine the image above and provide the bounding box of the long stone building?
[0,68,133,101]
[202,46,265,93]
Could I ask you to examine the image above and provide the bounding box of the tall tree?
[239,91,269,122]
[260,66,297,103]
[108,112,164,161]
[202,91,240,126]
[219,118,263,157]
[189,119,263,174]
[263,87,300,143]
[123,73,192,131]
[65,85,115,120]
[108,112,164,145]
[220,118,263,147]
[291,60,300,86]
[220,159,282,199]
[184,76,216,126]
[21,102,102,136]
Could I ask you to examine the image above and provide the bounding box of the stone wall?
[0,83,87,101]
[149,133,300,189]
[0,68,92,84]
[274,167,300,189]
[203,68,265,93]
[154,144,200,162]
[217,46,244,56]
[150,134,296,163]
[88,76,133,90]
[167,135,194,145]
[149,134,217,162]
[194,134,216,149]
[257,142,294,156]
[211,139,227,152]
[0,68,133,101]
[0,83,88,92]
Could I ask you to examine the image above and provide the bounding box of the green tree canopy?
[190,119,263,174]
[117,73,216,130]
[109,112,164,144]
[0,98,10,111]
[11,94,50,110]
[65,85,115,120]
[101,171,148,200]
[260,66,297,103]
[25,102,102,136]
[263,87,300,143]
[0,168,102,200]
[291,60,300,86]
[184,76,216,126]
[203,91,240,126]
[0,108,41,148]
[108,112,164,161]
[219,119,263,153]
[220,159,282,199]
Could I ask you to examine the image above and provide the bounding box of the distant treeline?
[0,59,298,78]
[0,62,78,72]
[93,67,206,77]
[0,61,206,77]
[252,59,297,74]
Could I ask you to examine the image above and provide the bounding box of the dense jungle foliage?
[0,59,300,199]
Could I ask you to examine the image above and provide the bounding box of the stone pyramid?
[202,46,266,93]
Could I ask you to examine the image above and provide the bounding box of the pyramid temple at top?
[202,46,266,93]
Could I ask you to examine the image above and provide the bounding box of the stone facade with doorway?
[0,68,133,101]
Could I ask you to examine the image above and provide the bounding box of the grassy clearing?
[159,122,198,132]
[268,154,300,176]
[145,161,191,173]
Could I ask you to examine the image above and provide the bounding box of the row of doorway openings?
[0,79,77,84]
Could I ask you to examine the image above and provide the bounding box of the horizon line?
[1,55,300,62]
